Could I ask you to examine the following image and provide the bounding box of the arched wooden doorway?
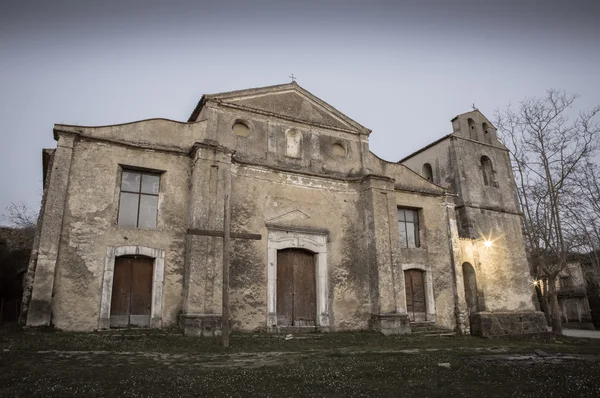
[404,269,427,322]
[462,262,479,315]
[276,248,316,327]
[110,256,154,327]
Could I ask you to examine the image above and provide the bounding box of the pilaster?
[362,175,410,334]
[26,133,75,326]
[445,196,469,334]
[181,141,233,336]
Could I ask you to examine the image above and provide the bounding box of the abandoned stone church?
[23,82,547,336]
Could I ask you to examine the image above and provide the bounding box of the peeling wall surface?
[24,82,542,335]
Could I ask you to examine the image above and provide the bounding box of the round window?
[332,143,346,157]
[232,122,249,137]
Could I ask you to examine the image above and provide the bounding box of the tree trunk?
[542,279,551,325]
[547,275,563,334]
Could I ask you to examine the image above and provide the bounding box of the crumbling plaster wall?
[227,164,370,331]
[458,210,536,313]
[51,137,191,331]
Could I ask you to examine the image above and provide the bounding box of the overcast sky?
[1,0,599,223]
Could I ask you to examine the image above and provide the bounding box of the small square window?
[117,169,160,229]
[398,208,420,248]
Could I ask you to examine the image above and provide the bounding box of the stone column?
[362,175,410,334]
[26,132,76,326]
[180,141,233,336]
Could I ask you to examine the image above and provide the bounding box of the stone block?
[371,313,411,335]
[179,314,223,337]
[469,311,547,337]
[26,299,52,327]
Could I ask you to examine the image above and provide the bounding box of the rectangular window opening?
[117,169,160,229]
[398,207,420,248]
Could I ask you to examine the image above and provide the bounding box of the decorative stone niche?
[285,129,303,158]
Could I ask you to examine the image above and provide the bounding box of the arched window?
[482,122,492,144]
[480,156,495,186]
[422,163,433,182]
[468,118,477,140]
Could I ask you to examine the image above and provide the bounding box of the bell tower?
[448,110,520,238]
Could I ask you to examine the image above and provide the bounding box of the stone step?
[276,326,319,334]
[420,332,456,337]
[410,322,455,336]
[410,322,440,331]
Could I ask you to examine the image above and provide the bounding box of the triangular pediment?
[266,209,311,224]
[192,83,370,134]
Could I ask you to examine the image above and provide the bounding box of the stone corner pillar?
[26,132,76,327]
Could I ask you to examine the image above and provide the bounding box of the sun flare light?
[483,239,493,248]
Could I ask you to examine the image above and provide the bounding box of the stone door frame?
[98,245,165,330]
[401,263,436,322]
[267,227,329,329]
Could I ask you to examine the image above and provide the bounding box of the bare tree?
[1,201,38,230]
[496,89,600,333]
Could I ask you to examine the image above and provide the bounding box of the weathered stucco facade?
[23,83,545,336]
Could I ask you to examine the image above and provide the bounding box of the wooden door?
[404,269,426,322]
[110,257,153,327]
[277,250,295,326]
[276,249,316,327]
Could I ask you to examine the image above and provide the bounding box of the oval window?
[232,122,249,137]
[332,143,346,157]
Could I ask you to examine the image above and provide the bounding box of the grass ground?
[2,326,600,397]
